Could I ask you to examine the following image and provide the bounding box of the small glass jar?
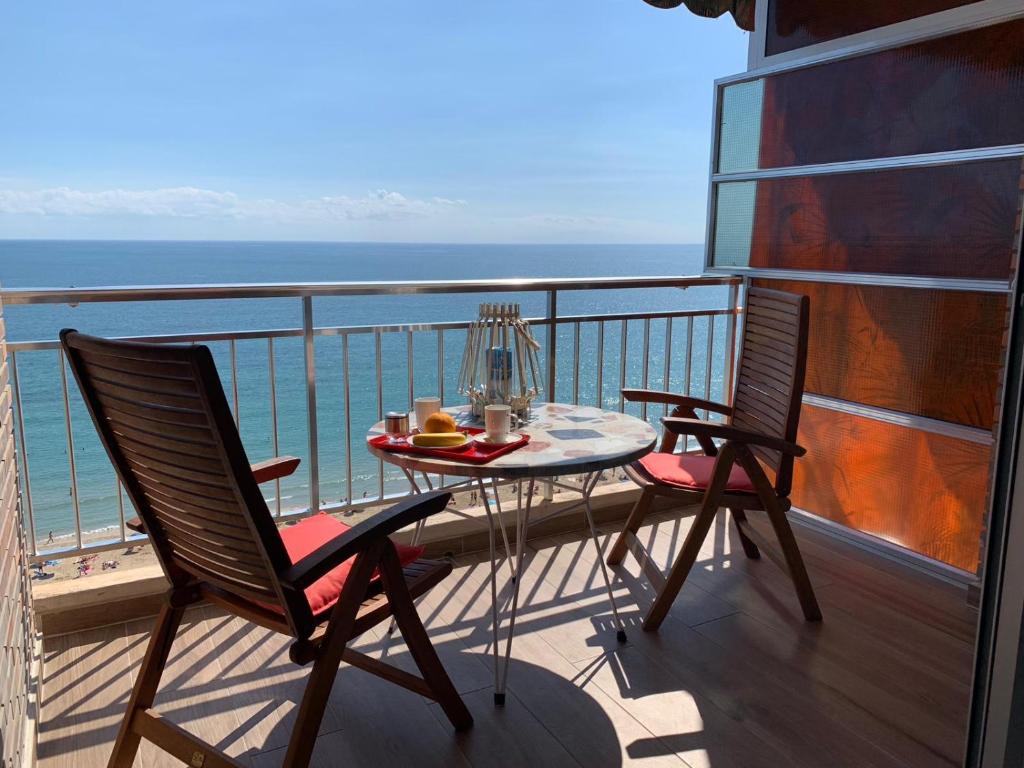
[384,411,410,444]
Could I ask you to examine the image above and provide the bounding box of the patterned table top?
[366,403,658,479]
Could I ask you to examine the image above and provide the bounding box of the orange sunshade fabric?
[747,159,1021,280]
[752,279,1008,430]
[760,19,1024,165]
[767,0,984,57]
[792,405,989,573]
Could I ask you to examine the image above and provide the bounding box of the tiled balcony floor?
[36,511,975,767]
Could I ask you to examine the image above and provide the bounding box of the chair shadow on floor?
[38,511,813,767]
[40,611,627,766]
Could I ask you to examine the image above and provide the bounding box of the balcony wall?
[708,4,1024,574]
[0,290,35,768]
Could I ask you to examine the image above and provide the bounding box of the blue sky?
[0,1,747,243]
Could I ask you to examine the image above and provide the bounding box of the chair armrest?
[661,417,805,456]
[124,457,300,533]
[251,456,301,484]
[622,389,733,416]
[280,490,451,590]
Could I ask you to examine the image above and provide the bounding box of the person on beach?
[47,531,54,544]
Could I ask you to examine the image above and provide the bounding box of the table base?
[387,467,627,705]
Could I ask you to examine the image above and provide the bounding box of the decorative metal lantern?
[458,303,542,419]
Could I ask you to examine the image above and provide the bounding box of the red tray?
[369,427,530,464]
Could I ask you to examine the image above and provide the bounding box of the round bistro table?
[367,402,657,705]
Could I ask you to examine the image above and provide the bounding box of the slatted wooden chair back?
[59,330,306,630]
[731,286,809,497]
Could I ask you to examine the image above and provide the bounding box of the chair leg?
[730,508,760,560]
[643,497,720,632]
[108,601,184,768]
[283,546,383,768]
[607,486,654,566]
[379,547,473,730]
[764,502,822,622]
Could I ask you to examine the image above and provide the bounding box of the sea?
[0,241,728,552]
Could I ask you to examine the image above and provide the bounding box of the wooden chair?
[606,287,822,631]
[60,329,472,768]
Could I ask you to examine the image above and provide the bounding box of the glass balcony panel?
[793,403,989,572]
[711,181,758,268]
[765,0,982,56]
[717,79,764,174]
[753,278,1008,429]
[744,159,1020,279]
[758,19,1024,165]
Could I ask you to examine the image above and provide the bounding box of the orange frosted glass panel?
[752,279,1008,430]
[747,159,1021,280]
[792,406,989,572]
[766,0,980,56]
[759,19,1024,166]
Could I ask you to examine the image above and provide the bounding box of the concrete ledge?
[33,563,169,636]
[33,482,654,636]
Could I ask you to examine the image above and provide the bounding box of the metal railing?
[0,275,741,560]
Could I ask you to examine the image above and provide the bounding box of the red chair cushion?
[279,513,424,618]
[638,452,756,493]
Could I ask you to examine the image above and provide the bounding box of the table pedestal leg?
[476,477,505,704]
[490,478,517,581]
[495,478,534,705]
[581,472,627,642]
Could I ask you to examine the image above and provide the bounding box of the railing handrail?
[0,274,740,305]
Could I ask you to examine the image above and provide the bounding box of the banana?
[410,432,469,448]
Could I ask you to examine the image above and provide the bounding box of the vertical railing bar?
[343,334,353,509]
[57,348,82,551]
[684,316,694,451]
[546,290,558,402]
[663,318,673,419]
[684,317,694,396]
[724,283,739,406]
[407,329,414,410]
[704,315,715,415]
[596,320,605,408]
[544,290,559,501]
[302,296,320,514]
[268,337,281,517]
[437,329,446,489]
[438,330,445,406]
[375,328,384,500]
[618,319,628,412]
[116,478,126,542]
[229,338,240,427]
[640,317,651,421]
[9,352,37,554]
[572,322,581,406]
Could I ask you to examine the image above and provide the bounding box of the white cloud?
[0,183,696,243]
[0,185,467,222]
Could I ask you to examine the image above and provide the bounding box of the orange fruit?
[423,412,458,433]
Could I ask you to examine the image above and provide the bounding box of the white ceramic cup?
[414,396,441,430]
[484,404,511,442]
